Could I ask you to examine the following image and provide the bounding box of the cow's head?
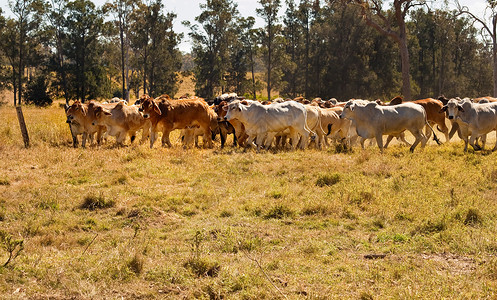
[138,95,161,119]
[65,100,87,125]
[214,101,228,119]
[91,106,112,126]
[225,100,244,121]
[341,101,356,119]
[444,98,465,120]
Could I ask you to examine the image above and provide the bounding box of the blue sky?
[0,0,490,52]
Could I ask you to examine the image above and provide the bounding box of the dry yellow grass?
[0,103,497,298]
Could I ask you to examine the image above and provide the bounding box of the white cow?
[340,100,439,153]
[441,98,497,151]
[225,100,315,151]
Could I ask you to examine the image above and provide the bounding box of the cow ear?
[103,109,112,116]
[458,105,464,112]
[439,106,447,113]
[154,102,161,115]
[349,104,354,111]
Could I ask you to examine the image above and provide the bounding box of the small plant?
[301,204,331,216]
[264,205,294,219]
[316,173,340,187]
[183,257,220,277]
[183,231,220,277]
[0,177,10,186]
[334,143,353,154]
[219,210,233,218]
[0,230,24,267]
[413,219,446,235]
[80,194,115,210]
[115,175,128,185]
[127,253,144,275]
[464,208,482,226]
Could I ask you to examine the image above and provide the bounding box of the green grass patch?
[80,194,116,210]
[316,173,341,187]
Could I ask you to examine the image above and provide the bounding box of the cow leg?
[82,132,88,148]
[360,137,366,149]
[88,133,95,146]
[492,132,497,151]
[482,134,487,149]
[448,121,460,140]
[409,131,424,152]
[220,128,227,148]
[384,135,394,148]
[96,128,104,145]
[161,130,172,147]
[375,134,384,153]
[265,132,277,149]
[298,129,310,150]
[129,131,137,144]
[255,134,265,152]
[232,131,237,147]
[399,132,411,146]
[469,133,481,151]
[116,131,126,146]
[150,131,158,148]
[463,137,469,152]
[437,121,450,142]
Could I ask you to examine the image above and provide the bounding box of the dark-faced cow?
[440,98,497,151]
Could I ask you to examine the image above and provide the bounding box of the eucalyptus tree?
[104,0,137,101]
[257,0,283,100]
[6,0,45,105]
[355,0,427,101]
[456,0,497,96]
[65,0,106,102]
[184,0,240,99]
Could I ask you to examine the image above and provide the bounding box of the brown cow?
[474,96,497,103]
[65,100,116,147]
[138,94,215,148]
[92,102,151,146]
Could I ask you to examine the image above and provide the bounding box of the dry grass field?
[1,103,497,299]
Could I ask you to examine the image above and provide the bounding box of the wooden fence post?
[15,106,30,148]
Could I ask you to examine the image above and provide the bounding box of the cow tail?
[316,109,326,138]
[327,123,333,136]
[303,109,317,140]
[426,121,442,145]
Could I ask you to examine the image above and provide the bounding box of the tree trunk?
[493,18,497,97]
[18,24,24,106]
[120,21,126,100]
[267,20,272,101]
[399,39,412,101]
[493,40,497,97]
[249,44,256,100]
[12,69,17,106]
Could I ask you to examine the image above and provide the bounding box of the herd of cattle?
[63,93,497,153]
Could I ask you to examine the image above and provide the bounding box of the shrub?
[464,208,483,226]
[183,257,220,277]
[24,75,52,107]
[316,173,341,187]
[80,194,115,210]
[0,230,24,267]
[127,253,144,275]
[264,205,294,219]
